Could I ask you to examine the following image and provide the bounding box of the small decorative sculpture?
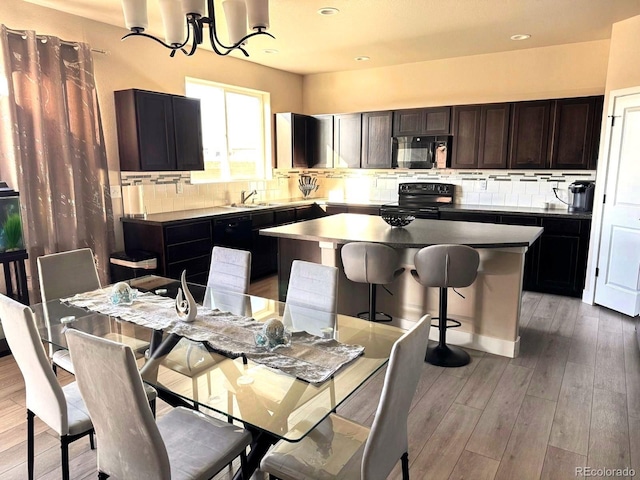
[110,282,137,305]
[175,270,197,322]
[255,318,291,351]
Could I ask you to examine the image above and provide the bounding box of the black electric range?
[381,182,455,219]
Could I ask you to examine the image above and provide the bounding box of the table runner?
[62,288,364,384]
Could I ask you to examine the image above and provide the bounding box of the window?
[185,77,270,182]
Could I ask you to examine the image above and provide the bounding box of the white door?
[594,93,640,316]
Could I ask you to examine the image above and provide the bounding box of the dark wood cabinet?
[115,89,204,172]
[450,106,481,169]
[123,219,212,285]
[508,100,552,169]
[275,112,314,168]
[361,111,393,169]
[333,113,362,168]
[589,96,604,170]
[310,114,334,168]
[326,204,380,215]
[478,103,511,169]
[549,97,597,170]
[450,103,510,169]
[532,217,591,297]
[438,210,591,297]
[393,107,451,136]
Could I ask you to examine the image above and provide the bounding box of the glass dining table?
[32,275,405,478]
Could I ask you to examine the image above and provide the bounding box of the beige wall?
[302,40,609,114]
[1,0,303,247]
[605,15,640,91]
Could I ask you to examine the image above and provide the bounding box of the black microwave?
[392,136,450,169]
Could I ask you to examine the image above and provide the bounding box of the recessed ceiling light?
[355,56,370,62]
[318,7,340,16]
[510,34,531,41]
[263,49,279,54]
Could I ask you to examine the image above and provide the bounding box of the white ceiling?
[25,0,640,75]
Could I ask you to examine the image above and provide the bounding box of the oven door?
[392,137,434,169]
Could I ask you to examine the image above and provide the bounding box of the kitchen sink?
[227,203,277,209]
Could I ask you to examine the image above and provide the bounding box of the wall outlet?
[479,179,487,191]
[109,186,122,198]
[176,182,184,194]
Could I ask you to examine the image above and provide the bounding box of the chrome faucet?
[240,190,257,204]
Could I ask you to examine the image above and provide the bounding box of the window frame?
[185,76,272,183]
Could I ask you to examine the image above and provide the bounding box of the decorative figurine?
[175,270,197,322]
[255,318,291,351]
[110,282,137,305]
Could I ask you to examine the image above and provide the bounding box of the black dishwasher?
[213,215,252,250]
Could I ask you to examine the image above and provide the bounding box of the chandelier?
[120,0,273,57]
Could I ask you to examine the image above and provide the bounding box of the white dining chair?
[0,293,95,480]
[260,313,431,480]
[37,248,149,374]
[65,329,253,480]
[282,260,338,335]
[170,246,252,405]
[207,245,252,293]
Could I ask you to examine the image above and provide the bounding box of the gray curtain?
[0,25,115,298]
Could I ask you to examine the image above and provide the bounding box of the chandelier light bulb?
[122,0,149,31]
[159,0,185,46]
[223,0,248,46]
[246,0,270,30]
[180,0,205,17]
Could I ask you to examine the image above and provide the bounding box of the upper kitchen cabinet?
[310,114,334,168]
[115,89,204,172]
[450,103,510,169]
[333,113,362,168]
[549,96,601,170]
[361,111,393,169]
[508,100,552,169]
[275,112,315,169]
[450,105,481,169]
[392,107,451,136]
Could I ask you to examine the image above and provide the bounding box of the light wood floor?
[1,276,638,479]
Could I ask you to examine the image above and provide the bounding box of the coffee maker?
[568,180,595,213]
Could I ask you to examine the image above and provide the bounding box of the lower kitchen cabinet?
[437,210,591,297]
[122,219,213,285]
[326,204,380,215]
[532,217,591,297]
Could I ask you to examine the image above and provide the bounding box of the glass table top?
[32,275,405,442]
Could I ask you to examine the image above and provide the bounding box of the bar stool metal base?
[426,344,470,367]
[357,311,393,322]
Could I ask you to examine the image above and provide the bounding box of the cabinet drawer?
[166,238,213,263]
[167,254,211,279]
[251,211,275,228]
[499,215,539,226]
[541,217,581,235]
[295,205,316,221]
[275,208,296,224]
[165,221,212,244]
[440,211,499,223]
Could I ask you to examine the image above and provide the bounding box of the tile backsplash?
[119,169,596,215]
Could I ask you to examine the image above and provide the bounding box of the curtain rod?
[4,26,109,55]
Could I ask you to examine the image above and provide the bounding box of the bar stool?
[412,244,480,367]
[341,242,404,322]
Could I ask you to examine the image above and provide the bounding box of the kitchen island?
[261,213,543,358]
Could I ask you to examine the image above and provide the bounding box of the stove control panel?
[398,182,455,196]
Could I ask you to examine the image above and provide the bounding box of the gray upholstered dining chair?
[207,245,252,293]
[37,248,149,374]
[341,242,404,322]
[65,329,253,480]
[0,293,94,480]
[260,313,431,480]
[412,244,480,367]
[282,260,338,336]
[169,246,252,404]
